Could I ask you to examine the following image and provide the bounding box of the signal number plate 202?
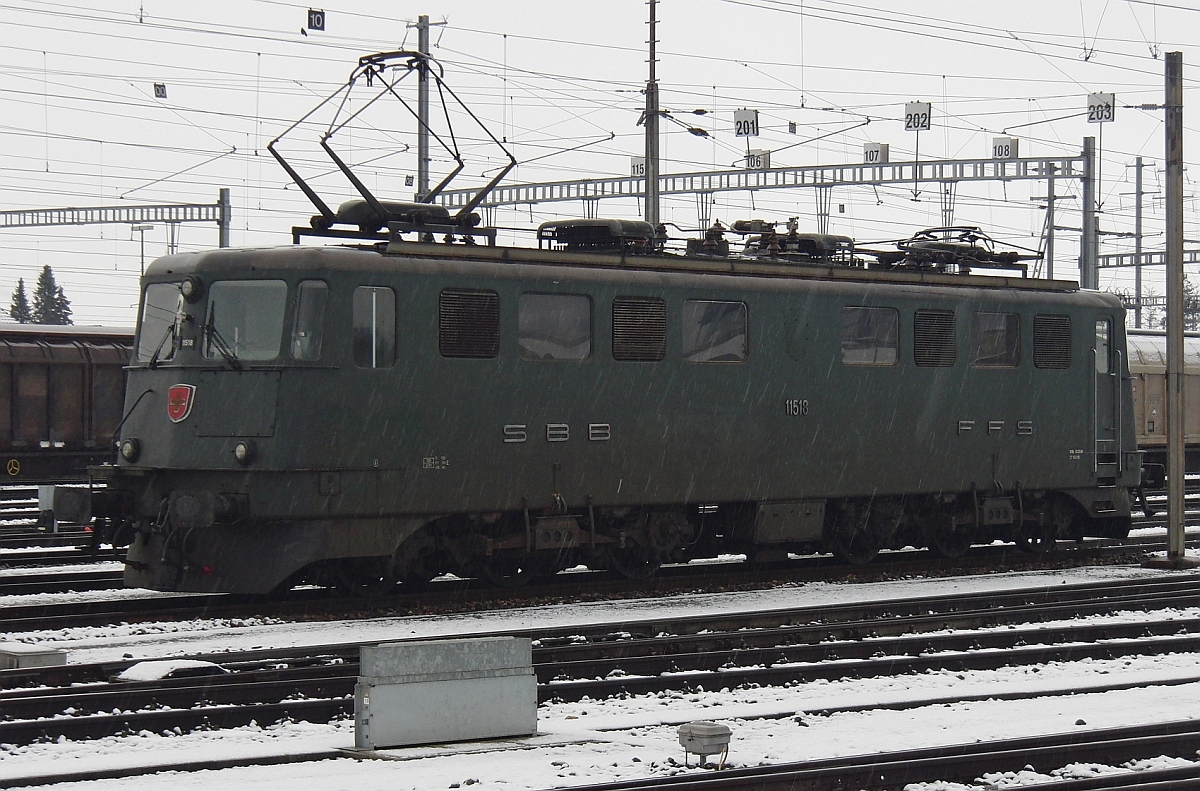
[784,398,809,417]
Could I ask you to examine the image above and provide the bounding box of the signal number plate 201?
[784,399,809,416]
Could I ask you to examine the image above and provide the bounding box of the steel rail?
[1,576,1199,744]
[531,720,1200,791]
[0,536,1170,632]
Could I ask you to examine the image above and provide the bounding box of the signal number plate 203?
[784,399,809,416]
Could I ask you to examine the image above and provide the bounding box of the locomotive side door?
[1093,318,1120,473]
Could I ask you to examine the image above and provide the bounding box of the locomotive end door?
[1093,318,1120,475]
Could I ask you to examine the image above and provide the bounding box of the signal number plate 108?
[784,399,809,416]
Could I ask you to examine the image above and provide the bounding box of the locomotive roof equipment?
[861,226,1043,276]
[268,49,514,247]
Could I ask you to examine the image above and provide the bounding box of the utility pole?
[1080,136,1098,289]
[417,15,431,201]
[1134,157,1143,328]
[408,15,444,201]
[218,187,231,248]
[1164,51,1192,566]
[132,224,152,275]
[1046,166,1056,280]
[643,0,661,229]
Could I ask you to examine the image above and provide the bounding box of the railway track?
[547,721,1200,790]
[0,575,1197,746]
[0,531,1174,632]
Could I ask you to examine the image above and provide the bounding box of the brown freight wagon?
[0,324,133,482]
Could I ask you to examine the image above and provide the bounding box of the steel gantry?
[0,189,232,249]
[433,144,1100,287]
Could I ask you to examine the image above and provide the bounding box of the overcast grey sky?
[1,0,1197,323]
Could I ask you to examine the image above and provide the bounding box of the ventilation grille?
[1033,314,1072,369]
[439,289,499,359]
[612,296,666,361]
[913,309,956,367]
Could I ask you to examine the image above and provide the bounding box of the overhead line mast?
[644,0,661,229]
[409,14,445,201]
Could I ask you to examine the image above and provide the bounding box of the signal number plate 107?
[784,399,809,416]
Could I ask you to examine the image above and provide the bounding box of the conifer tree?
[8,279,31,324]
[31,265,71,325]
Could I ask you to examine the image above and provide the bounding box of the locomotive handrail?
[1115,349,1124,472]
[1091,347,1098,473]
[110,388,154,463]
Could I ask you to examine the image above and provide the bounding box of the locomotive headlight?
[120,437,141,463]
[233,440,256,465]
[180,276,204,303]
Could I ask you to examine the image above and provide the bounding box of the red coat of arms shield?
[167,384,196,423]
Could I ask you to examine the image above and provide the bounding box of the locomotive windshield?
[202,280,287,362]
[135,282,182,363]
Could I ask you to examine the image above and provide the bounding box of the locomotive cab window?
[970,312,1020,368]
[203,280,287,362]
[518,293,591,360]
[353,286,396,368]
[290,280,329,361]
[841,307,898,366]
[683,300,747,363]
[135,282,182,362]
[1095,318,1111,374]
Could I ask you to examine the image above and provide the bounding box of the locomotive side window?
[290,280,329,361]
[682,300,747,363]
[1033,314,1072,369]
[841,307,898,366]
[612,296,666,362]
[135,282,182,362]
[440,289,500,359]
[518,293,591,361]
[1095,318,1111,374]
[203,280,287,362]
[970,312,1020,368]
[913,309,956,367]
[352,286,397,368]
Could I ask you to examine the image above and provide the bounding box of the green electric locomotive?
[58,219,1141,595]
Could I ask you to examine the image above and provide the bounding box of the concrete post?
[1165,52,1187,562]
[417,15,431,201]
[218,188,231,248]
[1080,137,1097,289]
[644,0,660,229]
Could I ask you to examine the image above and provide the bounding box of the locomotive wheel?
[927,525,972,559]
[335,557,397,598]
[393,530,441,587]
[607,543,661,580]
[1018,498,1073,554]
[831,527,879,565]
[829,503,881,565]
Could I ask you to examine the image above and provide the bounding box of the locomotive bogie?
[100,243,1139,594]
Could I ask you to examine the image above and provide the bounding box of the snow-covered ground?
[1,563,1199,789]
[2,563,1190,665]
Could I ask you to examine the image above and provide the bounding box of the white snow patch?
[113,659,228,682]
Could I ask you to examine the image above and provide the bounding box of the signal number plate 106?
[784,399,809,416]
